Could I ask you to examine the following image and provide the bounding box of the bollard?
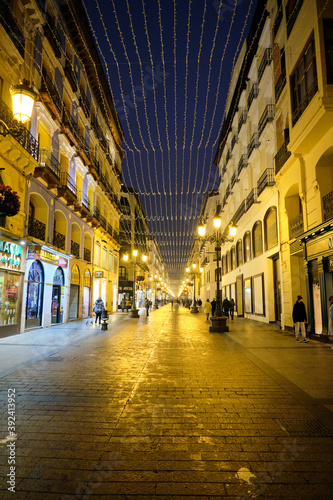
[101,309,109,330]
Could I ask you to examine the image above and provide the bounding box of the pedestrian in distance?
[292,295,309,342]
[328,296,333,336]
[204,298,212,321]
[223,297,230,317]
[229,298,235,320]
[144,298,150,316]
[197,298,202,309]
[211,298,216,316]
[93,297,104,325]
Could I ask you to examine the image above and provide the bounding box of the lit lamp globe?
[11,83,37,123]
[123,253,129,262]
[229,223,237,238]
[213,211,222,229]
[197,222,206,237]
[142,254,148,262]
[132,249,138,257]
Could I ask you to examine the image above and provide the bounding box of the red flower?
[0,184,21,217]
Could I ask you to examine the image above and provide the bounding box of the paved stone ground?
[1,305,333,499]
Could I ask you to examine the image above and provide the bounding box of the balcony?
[28,217,46,241]
[40,73,62,120]
[0,0,25,58]
[287,0,304,37]
[53,230,66,250]
[247,83,258,110]
[257,168,275,196]
[247,133,260,158]
[292,79,318,126]
[231,133,238,151]
[275,70,286,102]
[64,58,77,92]
[60,110,78,146]
[76,137,91,166]
[258,48,272,83]
[99,214,107,231]
[238,154,248,176]
[274,140,291,174]
[84,247,91,262]
[246,188,258,211]
[225,184,231,200]
[71,240,80,258]
[57,172,77,205]
[232,200,246,225]
[34,148,61,188]
[0,101,39,161]
[43,13,62,58]
[100,134,109,152]
[289,213,304,239]
[323,190,333,221]
[74,191,90,217]
[89,158,101,181]
[238,110,247,133]
[258,104,274,138]
[91,118,103,141]
[107,223,120,243]
[273,6,283,38]
[231,171,238,188]
[87,206,101,227]
[79,89,90,118]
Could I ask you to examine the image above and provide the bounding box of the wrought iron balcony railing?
[273,5,283,38]
[257,168,275,196]
[28,217,46,241]
[0,101,39,160]
[258,48,272,83]
[238,154,248,176]
[84,247,91,262]
[39,148,61,178]
[71,240,80,258]
[64,58,77,92]
[323,190,333,221]
[275,70,286,102]
[59,172,76,197]
[231,133,238,151]
[246,187,258,211]
[248,133,260,158]
[258,104,274,137]
[247,83,258,110]
[274,140,291,174]
[53,230,66,250]
[76,191,90,211]
[41,72,62,115]
[292,79,318,126]
[289,213,304,239]
[238,110,247,133]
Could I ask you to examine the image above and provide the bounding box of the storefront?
[299,220,333,341]
[83,269,91,318]
[25,245,68,329]
[0,238,25,336]
[118,280,133,309]
[69,264,80,320]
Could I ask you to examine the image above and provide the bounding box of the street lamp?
[186,263,202,313]
[0,82,37,136]
[197,211,237,332]
[123,249,147,318]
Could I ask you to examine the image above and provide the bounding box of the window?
[221,255,226,276]
[102,246,107,268]
[119,266,127,279]
[253,221,263,257]
[323,19,333,84]
[291,35,317,126]
[114,254,118,274]
[94,241,100,266]
[236,240,243,266]
[225,251,230,274]
[231,246,236,270]
[109,251,113,271]
[244,232,252,262]
[286,0,304,37]
[264,207,278,250]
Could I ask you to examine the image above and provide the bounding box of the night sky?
[82,0,258,286]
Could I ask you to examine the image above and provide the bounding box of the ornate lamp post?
[186,264,202,313]
[197,212,237,333]
[0,82,37,136]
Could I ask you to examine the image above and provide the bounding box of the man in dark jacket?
[223,297,230,317]
[292,295,309,342]
[211,298,216,316]
[93,297,104,324]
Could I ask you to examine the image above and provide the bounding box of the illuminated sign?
[28,246,68,268]
[0,240,22,269]
[95,271,104,278]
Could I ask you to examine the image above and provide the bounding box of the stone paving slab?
[1,305,333,498]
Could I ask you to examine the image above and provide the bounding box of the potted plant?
[0,184,21,217]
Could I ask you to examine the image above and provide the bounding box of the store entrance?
[273,255,282,323]
[51,267,64,324]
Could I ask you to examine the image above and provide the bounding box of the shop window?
[253,221,263,257]
[109,251,113,271]
[0,271,20,327]
[236,239,243,266]
[94,241,100,266]
[102,246,107,269]
[26,260,44,328]
[264,207,278,250]
[244,231,252,262]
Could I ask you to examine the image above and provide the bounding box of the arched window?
[264,207,278,250]
[26,260,44,328]
[69,265,80,320]
[109,251,113,271]
[244,231,251,262]
[253,221,263,257]
[231,246,236,270]
[94,241,100,265]
[102,246,107,268]
[221,254,225,276]
[84,269,91,287]
[236,239,243,266]
[226,250,230,273]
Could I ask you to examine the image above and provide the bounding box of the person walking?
[292,295,309,342]
[144,298,150,316]
[229,298,235,320]
[328,296,333,336]
[204,298,212,321]
[211,298,216,316]
[223,297,230,317]
[93,297,104,325]
[126,299,131,312]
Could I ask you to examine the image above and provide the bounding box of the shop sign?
[28,246,68,268]
[0,239,22,269]
[95,271,104,278]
